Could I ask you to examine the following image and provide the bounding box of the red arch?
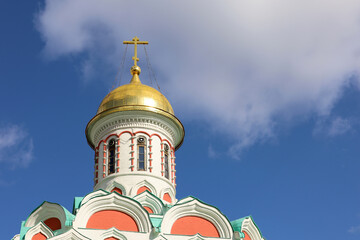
[143,206,154,214]
[104,133,118,142]
[137,186,151,195]
[150,133,163,141]
[32,232,47,240]
[105,238,119,240]
[243,231,251,240]
[86,210,139,232]
[96,131,134,149]
[163,193,172,203]
[171,216,220,237]
[95,131,174,150]
[162,139,172,148]
[44,217,61,231]
[134,131,151,137]
[111,187,122,195]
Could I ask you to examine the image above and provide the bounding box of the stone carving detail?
[94,116,176,145]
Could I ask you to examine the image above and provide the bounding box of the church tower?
[13,37,265,240]
[85,37,184,205]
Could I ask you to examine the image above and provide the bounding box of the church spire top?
[123,36,148,83]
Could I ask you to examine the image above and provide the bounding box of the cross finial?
[123,36,148,67]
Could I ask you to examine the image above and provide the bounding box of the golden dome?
[97,71,174,115]
[86,66,184,150]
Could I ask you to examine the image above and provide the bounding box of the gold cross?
[123,36,148,66]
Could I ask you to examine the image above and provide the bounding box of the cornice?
[94,115,176,148]
[86,110,184,151]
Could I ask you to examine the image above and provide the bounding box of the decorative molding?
[49,228,90,240]
[73,192,152,233]
[152,234,168,240]
[241,218,263,240]
[161,198,233,239]
[188,234,207,240]
[11,234,20,240]
[100,227,128,240]
[94,172,176,195]
[133,191,165,215]
[109,182,127,196]
[81,189,109,207]
[131,180,157,197]
[24,222,53,240]
[93,114,177,148]
[24,202,66,229]
[159,188,175,205]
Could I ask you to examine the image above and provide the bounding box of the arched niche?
[241,217,263,240]
[111,187,123,195]
[86,210,139,232]
[243,231,252,240]
[159,188,175,205]
[24,222,53,240]
[73,192,151,233]
[31,233,47,240]
[133,190,165,215]
[25,202,68,231]
[171,216,220,237]
[131,180,157,197]
[137,186,151,195]
[161,197,233,239]
[43,217,61,231]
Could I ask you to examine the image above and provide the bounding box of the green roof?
[19,221,30,240]
[150,216,163,232]
[231,216,249,232]
[231,216,264,238]
[72,197,84,214]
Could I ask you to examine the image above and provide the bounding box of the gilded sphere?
[130,65,141,75]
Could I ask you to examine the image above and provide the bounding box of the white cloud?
[36,0,360,158]
[208,145,218,159]
[313,116,353,137]
[0,125,34,168]
[328,117,352,136]
[349,224,360,234]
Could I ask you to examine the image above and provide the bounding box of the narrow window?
[108,139,116,175]
[137,137,146,171]
[164,144,169,179]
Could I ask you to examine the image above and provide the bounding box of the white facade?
[89,110,180,204]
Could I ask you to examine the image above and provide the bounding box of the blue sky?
[1,0,360,239]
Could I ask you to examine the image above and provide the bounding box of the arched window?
[137,136,146,171]
[108,139,116,175]
[164,144,169,179]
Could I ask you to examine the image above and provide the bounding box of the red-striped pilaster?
[116,138,120,173]
[149,138,152,173]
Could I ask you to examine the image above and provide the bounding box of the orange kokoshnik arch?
[163,193,172,203]
[44,217,61,231]
[137,186,151,195]
[143,206,154,214]
[243,231,252,240]
[171,216,220,238]
[111,187,123,195]
[32,232,47,240]
[86,210,139,232]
